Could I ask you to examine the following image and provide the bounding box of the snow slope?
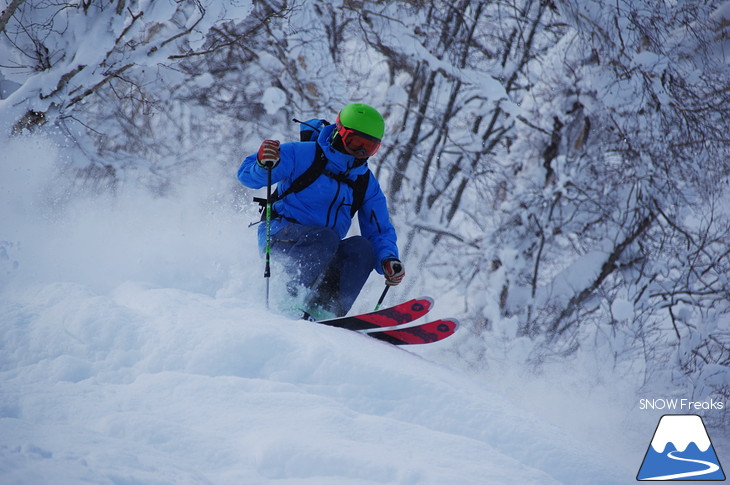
[0,133,643,484]
[1,281,631,485]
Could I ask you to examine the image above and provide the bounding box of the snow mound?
[0,281,630,484]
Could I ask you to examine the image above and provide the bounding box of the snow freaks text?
[639,398,725,411]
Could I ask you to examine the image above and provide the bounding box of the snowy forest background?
[1,0,729,436]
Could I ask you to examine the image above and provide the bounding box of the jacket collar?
[317,124,369,178]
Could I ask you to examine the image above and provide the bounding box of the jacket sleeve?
[357,173,399,274]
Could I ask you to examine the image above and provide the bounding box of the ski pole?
[374,285,389,311]
[264,165,273,309]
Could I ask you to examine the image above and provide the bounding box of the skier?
[238,103,405,319]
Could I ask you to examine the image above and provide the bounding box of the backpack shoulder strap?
[275,143,328,201]
[256,143,370,219]
[319,164,370,217]
[255,143,327,220]
[349,172,370,217]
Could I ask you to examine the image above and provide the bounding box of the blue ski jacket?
[238,123,399,274]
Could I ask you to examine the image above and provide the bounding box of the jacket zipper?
[325,180,341,228]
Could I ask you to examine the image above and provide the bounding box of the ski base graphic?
[363,319,459,345]
[315,297,433,331]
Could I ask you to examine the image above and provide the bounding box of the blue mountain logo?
[637,414,726,481]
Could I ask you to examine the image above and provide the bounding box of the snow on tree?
[0,0,252,190]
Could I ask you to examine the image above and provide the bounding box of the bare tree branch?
[0,0,25,34]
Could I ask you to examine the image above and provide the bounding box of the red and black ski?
[315,297,433,331]
[311,297,458,345]
[363,319,459,346]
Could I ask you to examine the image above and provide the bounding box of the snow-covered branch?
[0,0,250,134]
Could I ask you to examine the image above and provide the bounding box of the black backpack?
[255,119,370,220]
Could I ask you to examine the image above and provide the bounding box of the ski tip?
[416,296,435,310]
[398,318,459,345]
[437,318,459,334]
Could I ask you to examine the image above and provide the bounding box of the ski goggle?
[335,118,381,158]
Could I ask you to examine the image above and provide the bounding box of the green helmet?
[336,103,385,140]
